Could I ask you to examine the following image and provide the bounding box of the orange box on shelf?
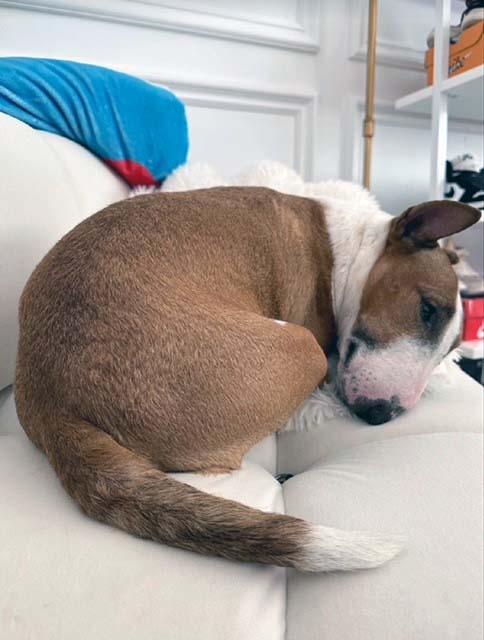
[462,296,484,341]
[425,20,484,85]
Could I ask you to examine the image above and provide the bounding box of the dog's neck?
[319,196,391,350]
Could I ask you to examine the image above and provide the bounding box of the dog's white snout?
[338,338,434,418]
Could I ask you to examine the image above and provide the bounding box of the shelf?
[395,64,484,122]
[460,340,484,360]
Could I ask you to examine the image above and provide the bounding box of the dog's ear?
[391,200,481,248]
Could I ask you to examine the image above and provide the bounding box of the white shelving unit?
[395,0,484,200]
[396,0,484,362]
[396,64,484,122]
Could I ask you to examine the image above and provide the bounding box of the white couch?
[1,112,483,640]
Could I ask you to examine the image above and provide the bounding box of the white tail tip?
[295,524,405,572]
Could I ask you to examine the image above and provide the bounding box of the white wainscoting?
[119,66,316,178]
[348,0,464,71]
[170,81,315,179]
[1,0,480,243]
[0,0,321,51]
[0,0,319,178]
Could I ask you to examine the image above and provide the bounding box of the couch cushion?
[4,383,482,640]
[283,433,483,640]
[0,113,128,391]
[277,367,483,474]
[0,113,77,390]
[0,388,285,640]
[38,131,129,216]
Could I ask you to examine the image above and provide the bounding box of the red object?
[104,159,158,187]
[462,297,484,341]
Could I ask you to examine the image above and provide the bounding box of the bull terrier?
[15,187,480,571]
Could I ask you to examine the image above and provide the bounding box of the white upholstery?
[0,113,129,390]
[284,434,483,640]
[0,389,285,640]
[1,384,482,639]
[0,113,482,639]
[37,130,130,217]
[277,369,484,474]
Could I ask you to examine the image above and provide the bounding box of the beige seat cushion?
[0,113,128,391]
[283,433,484,640]
[277,366,483,474]
[0,388,285,640]
[2,385,482,639]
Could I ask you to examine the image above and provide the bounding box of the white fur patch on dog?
[282,382,351,431]
[296,524,405,572]
[318,195,391,350]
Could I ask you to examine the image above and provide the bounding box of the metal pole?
[363,0,378,190]
[430,0,451,200]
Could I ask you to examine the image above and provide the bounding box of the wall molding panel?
[348,0,426,71]
[118,65,316,178]
[0,0,321,52]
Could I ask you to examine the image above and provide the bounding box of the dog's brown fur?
[357,223,459,345]
[15,187,335,567]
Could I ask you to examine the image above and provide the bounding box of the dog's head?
[337,200,480,425]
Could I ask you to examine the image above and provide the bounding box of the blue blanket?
[0,57,189,186]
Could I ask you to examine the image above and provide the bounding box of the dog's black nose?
[354,399,393,425]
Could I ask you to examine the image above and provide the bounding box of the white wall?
[0,0,320,180]
[0,0,482,264]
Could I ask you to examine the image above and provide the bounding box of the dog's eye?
[420,298,437,328]
[344,339,359,366]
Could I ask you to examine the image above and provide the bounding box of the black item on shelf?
[445,160,484,209]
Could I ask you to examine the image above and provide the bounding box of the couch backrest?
[0,113,129,390]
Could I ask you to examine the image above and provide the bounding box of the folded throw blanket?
[0,57,189,186]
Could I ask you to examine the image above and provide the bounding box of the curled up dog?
[15,187,480,571]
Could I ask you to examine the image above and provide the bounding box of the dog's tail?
[40,416,403,572]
